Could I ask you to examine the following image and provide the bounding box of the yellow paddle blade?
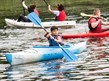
[80,13,92,17]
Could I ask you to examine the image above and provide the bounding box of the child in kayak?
[48,4,66,21]
[44,26,64,46]
[18,0,39,22]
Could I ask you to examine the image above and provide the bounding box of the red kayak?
[62,31,109,39]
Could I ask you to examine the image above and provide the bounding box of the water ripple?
[0,24,109,81]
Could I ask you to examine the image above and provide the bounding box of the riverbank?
[0,0,109,28]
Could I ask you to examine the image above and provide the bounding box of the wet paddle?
[28,12,78,62]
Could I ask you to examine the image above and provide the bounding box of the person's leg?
[17,14,31,22]
[17,14,23,22]
[22,16,29,22]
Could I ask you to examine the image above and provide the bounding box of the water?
[0,21,109,80]
[0,0,109,80]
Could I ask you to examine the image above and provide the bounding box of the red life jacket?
[57,10,66,21]
[34,9,39,16]
[88,17,101,33]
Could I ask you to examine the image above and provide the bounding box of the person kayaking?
[48,4,66,21]
[44,26,64,46]
[88,8,109,33]
[17,0,39,22]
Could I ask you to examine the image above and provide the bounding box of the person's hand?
[54,39,58,42]
[48,5,50,9]
[44,32,49,37]
[98,17,104,20]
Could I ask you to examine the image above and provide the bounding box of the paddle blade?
[80,13,92,17]
[28,12,41,26]
[61,48,78,62]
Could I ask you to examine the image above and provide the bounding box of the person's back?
[48,4,66,21]
[34,9,39,16]
[57,10,66,21]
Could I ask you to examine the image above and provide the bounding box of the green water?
[1,0,109,28]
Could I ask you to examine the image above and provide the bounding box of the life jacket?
[57,10,66,21]
[34,9,39,16]
[49,34,64,46]
[88,17,101,33]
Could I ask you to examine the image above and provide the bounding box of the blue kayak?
[5,42,86,65]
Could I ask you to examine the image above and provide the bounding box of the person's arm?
[90,18,102,28]
[48,5,54,13]
[55,36,62,43]
[44,32,50,39]
[22,0,28,10]
[101,21,109,25]
[48,5,60,16]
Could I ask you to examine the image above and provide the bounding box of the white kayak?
[5,42,86,65]
[5,18,76,28]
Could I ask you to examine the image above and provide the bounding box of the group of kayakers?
[18,0,109,46]
[18,0,66,22]
[17,0,66,46]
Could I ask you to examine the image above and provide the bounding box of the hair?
[50,26,58,32]
[28,4,36,13]
[57,4,64,11]
[93,8,100,15]
[30,4,36,10]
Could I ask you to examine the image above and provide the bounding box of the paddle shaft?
[34,19,48,33]
[43,0,48,6]
[22,0,26,15]
[80,13,105,20]
[80,13,92,17]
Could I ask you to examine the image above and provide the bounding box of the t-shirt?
[53,10,60,16]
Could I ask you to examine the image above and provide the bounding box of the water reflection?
[4,60,66,81]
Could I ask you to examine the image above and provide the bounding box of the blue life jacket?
[49,34,64,46]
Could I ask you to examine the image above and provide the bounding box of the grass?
[0,0,109,28]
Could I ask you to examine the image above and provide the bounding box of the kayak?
[5,42,86,65]
[5,18,76,28]
[62,31,109,39]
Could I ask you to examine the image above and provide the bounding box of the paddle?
[27,12,78,62]
[80,13,93,17]
[80,12,105,20]
[43,0,48,6]
[22,0,26,15]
